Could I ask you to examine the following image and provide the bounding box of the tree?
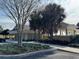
[41,3,66,39]
[0,0,41,46]
[29,11,43,39]
[0,25,3,32]
[0,29,9,39]
[30,3,66,40]
[77,22,79,29]
[0,29,9,35]
[57,14,66,36]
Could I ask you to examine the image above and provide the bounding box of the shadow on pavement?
[22,52,56,59]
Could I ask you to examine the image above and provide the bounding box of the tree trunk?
[18,33,22,47]
[65,28,67,36]
[60,29,62,36]
[49,32,53,39]
[17,30,22,47]
[38,30,41,40]
[16,24,23,47]
[33,31,37,40]
[49,27,53,40]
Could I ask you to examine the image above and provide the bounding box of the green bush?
[71,35,79,44]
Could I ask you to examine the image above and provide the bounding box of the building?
[9,25,36,40]
[56,22,77,36]
[9,22,79,40]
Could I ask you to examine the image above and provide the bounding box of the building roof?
[9,22,77,34]
[9,25,34,34]
[12,25,30,31]
[60,22,77,30]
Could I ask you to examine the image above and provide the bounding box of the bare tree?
[0,0,41,46]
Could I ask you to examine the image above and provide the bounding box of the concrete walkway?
[56,47,79,54]
[50,44,79,54]
[27,41,79,54]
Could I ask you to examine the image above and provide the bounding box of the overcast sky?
[47,0,79,25]
[0,0,79,30]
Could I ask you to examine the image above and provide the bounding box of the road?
[23,42,79,59]
[22,50,79,59]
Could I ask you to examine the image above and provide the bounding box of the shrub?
[71,35,79,44]
[0,43,51,55]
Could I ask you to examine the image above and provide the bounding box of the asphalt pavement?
[22,50,79,59]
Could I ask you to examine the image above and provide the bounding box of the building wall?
[53,29,75,36]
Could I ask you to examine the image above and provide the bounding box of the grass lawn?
[0,43,51,55]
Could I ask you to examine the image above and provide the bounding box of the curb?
[57,48,79,54]
[0,48,56,59]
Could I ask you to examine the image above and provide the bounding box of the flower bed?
[0,43,51,55]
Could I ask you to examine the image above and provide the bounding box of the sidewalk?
[57,47,79,54]
[27,41,79,54]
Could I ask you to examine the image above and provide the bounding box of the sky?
[0,0,79,30]
[47,0,79,25]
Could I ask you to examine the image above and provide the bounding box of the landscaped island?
[0,43,51,55]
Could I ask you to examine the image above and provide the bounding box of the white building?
[56,22,78,36]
